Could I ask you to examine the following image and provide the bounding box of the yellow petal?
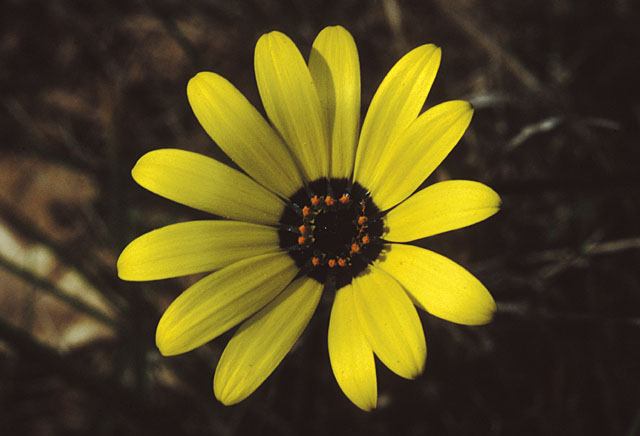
[156,252,297,356]
[132,149,284,225]
[384,180,501,242]
[187,72,302,197]
[354,44,441,189]
[352,267,426,379]
[214,277,322,405]
[367,101,474,210]
[255,31,329,181]
[328,284,377,411]
[377,244,496,325]
[309,26,360,178]
[117,221,279,281]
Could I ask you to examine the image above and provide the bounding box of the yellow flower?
[117,26,500,411]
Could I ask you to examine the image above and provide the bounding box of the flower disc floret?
[279,178,384,290]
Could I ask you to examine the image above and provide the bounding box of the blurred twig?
[491,173,640,195]
[0,256,116,328]
[498,302,640,327]
[507,116,565,150]
[476,236,640,273]
[382,0,407,53]
[507,115,623,150]
[0,201,126,312]
[434,0,547,95]
[481,236,640,326]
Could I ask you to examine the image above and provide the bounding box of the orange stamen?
[325,196,335,206]
[350,242,360,253]
[302,206,311,217]
[339,194,350,204]
[311,195,320,206]
[298,224,307,234]
[312,256,320,266]
[298,236,306,245]
[357,216,367,226]
[361,234,370,245]
[337,258,347,267]
[328,259,336,268]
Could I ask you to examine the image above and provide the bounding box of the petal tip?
[155,317,179,357]
[407,350,427,380]
[425,43,442,59]
[343,388,377,412]
[155,339,172,357]
[462,287,497,326]
[187,72,208,93]
[130,149,172,186]
[449,99,474,117]
[464,99,474,112]
[356,399,377,412]
[130,154,146,182]
[115,249,131,280]
[188,71,205,84]
[483,184,503,213]
[410,43,442,64]
[257,30,287,46]
[213,374,246,406]
[322,24,350,35]
[477,295,498,325]
[213,380,233,405]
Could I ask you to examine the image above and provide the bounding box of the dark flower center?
[278,178,385,290]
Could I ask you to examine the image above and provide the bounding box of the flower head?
[117,26,500,411]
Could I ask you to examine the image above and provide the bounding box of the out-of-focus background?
[1,0,639,435]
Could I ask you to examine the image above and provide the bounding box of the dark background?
[1,0,639,435]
